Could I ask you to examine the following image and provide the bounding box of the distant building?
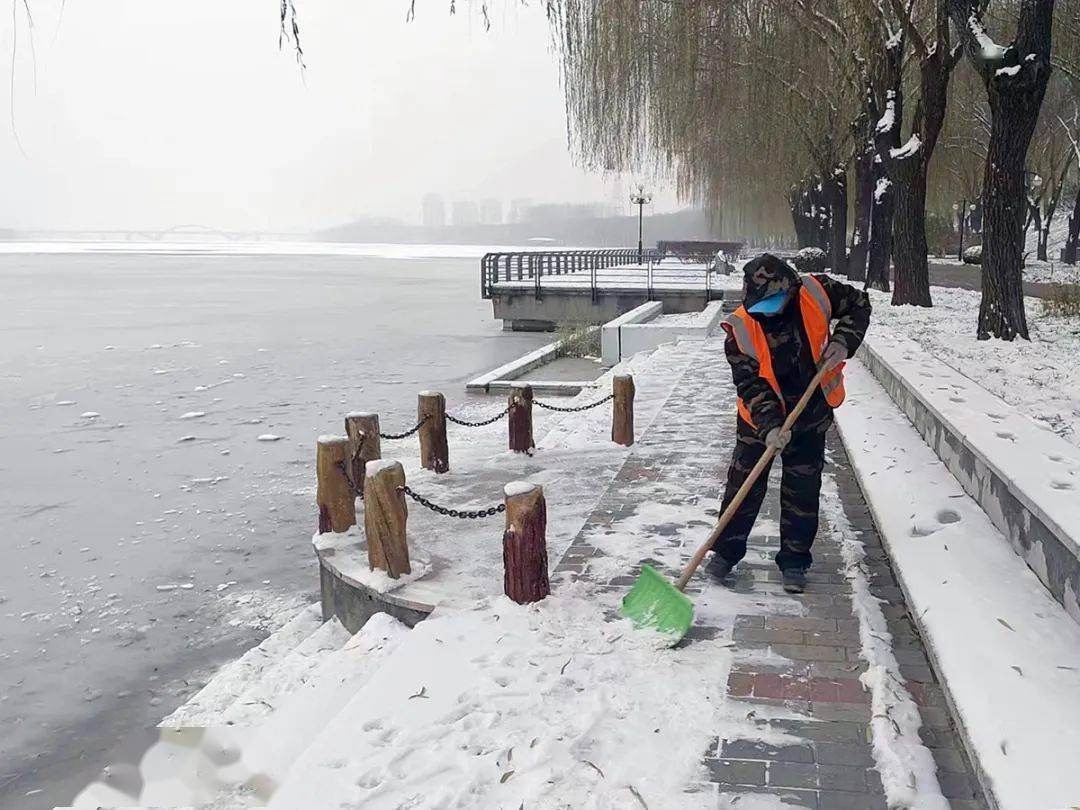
[508,198,534,224]
[479,199,503,226]
[451,200,480,227]
[421,193,446,228]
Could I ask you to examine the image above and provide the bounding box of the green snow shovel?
[621,363,831,643]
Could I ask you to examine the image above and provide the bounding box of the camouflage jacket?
[725,274,871,435]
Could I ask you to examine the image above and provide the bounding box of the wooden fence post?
[612,374,635,447]
[317,435,355,534]
[502,482,549,604]
[363,459,410,578]
[508,385,535,454]
[344,412,381,494]
[418,391,449,473]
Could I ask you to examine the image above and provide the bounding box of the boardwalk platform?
[485,258,744,330]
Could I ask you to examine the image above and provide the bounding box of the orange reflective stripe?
[724,311,759,361]
[821,372,844,398]
[802,274,832,320]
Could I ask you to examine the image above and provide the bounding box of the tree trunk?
[848,144,873,283]
[947,0,1054,340]
[827,166,848,275]
[811,179,832,252]
[891,158,933,307]
[1037,219,1050,262]
[979,122,1032,339]
[1065,186,1080,265]
[790,182,816,248]
[867,166,894,292]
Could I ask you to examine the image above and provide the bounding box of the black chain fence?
[445,406,512,428]
[379,415,429,441]
[534,393,614,413]
[337,460,364,499]
[399,484,506,520]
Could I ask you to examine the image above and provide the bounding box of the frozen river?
[0,247,548,809]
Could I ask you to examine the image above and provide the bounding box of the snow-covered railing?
[480,248,661,299]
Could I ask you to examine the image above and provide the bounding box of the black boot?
[705,554,734,582]
[782,567,807,594]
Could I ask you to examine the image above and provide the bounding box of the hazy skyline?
[0,1,680,233]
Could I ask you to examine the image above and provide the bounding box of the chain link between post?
[445,405,512,427]
[398,485,506,520]
[379,415,429,441]
[534,393,614,413]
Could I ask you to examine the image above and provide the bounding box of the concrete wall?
[860,337,1080,623]
[617,300,727,362]
[600,302,664,364]
[492,289,717,331]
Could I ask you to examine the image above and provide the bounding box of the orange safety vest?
[721,275,846,428]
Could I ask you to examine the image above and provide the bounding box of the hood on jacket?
[741,253,801,311]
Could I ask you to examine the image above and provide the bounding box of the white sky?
[0,1,679,233]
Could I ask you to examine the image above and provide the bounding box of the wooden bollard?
[316,435,355,534]
[418,391,449,474]
[508,384,535,454]
[612,374,635,447]
[363,459,410,578]
[344,412,382,494]
[502,482,549,604]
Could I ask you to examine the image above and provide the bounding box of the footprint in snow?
[936,509,961,524]
[949,397,966,404]
[1051,481,1074,491]
[995,431,1016,441]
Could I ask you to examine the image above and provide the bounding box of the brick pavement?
[554,339,986,809]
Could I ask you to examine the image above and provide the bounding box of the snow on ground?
[820,474,947,810]
[313,341,699,613]
[864,285,1080,447]
[267,587,724,810]
[835,359,1080,810]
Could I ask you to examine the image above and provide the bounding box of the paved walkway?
[554,338,986,808]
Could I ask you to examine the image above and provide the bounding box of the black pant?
[712,417,829,571]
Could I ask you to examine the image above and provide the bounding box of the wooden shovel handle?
[674,363,831,592]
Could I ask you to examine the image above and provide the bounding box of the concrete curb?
[857,336,1080,623]
[466,326,602,394]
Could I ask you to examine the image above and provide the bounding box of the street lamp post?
[630,185,652,265]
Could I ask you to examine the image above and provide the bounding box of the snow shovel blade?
[621,565,693,643]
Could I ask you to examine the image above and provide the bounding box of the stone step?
[160,603,323,729]
[218,615,354,726]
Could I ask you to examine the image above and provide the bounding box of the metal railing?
[480,248,662,299]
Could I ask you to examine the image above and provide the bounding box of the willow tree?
[549,0,866,262]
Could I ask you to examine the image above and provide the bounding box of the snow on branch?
[876,92,897,134]
[889,133,923,160]
[967,11,1010,68]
